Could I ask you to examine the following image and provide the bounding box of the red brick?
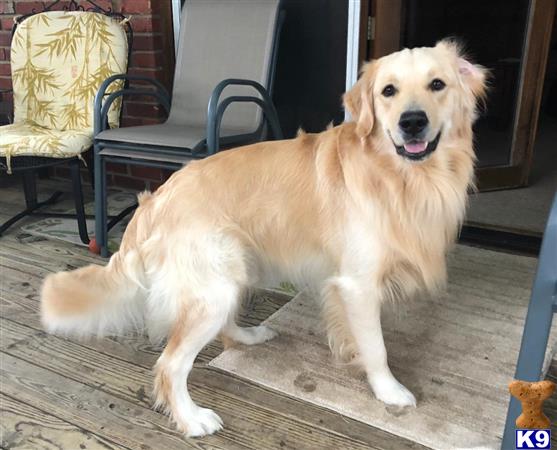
[78,0,111,10]
[106,162,129,174]
[121,0,151,14]
[112,175,148,190]
[120,116,162,127]
[0,32,11,47]
[124,101,165,118]
[131,51,162,68]
[124,92,164,104]
[130,166,163,180]
[130,16,158,33]
[0,48,10,61]
[133,34,162,51]
[128,67,162,76]
[1,18,15,31]
[0,63,11,76]
[0,77,12,89]
[14,2,45,15]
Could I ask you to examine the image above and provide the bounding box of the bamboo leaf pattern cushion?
[0,11,128,171]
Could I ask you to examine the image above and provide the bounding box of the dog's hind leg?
[152,286,237,437]
[221,321,278,346]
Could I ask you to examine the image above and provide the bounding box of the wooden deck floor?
[0,177,427,450]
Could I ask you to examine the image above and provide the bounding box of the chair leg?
[70,159,89,245]
[94,144,109,257]
[22,170,38,208]
[0,169,63,237]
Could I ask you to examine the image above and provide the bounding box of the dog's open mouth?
[392,131,442,161]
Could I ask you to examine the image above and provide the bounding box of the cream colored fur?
[41,40,486,437]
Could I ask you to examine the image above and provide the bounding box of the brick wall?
[0,0,175,191]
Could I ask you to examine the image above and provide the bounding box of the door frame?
[359,0,556,191]
[483,0,556,189]
[345,0,372,120]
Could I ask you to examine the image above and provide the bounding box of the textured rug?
[21,190,136,253]
[210,245,557,450]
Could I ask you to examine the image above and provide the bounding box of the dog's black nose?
[399,110,429,136]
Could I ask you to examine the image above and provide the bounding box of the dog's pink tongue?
[403,141,427,153]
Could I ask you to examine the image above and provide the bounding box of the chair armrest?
[206,79,282,154]
[94,74,171,135]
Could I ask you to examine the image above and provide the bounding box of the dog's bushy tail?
[41,249,145,338]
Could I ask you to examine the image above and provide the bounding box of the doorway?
[364,0,556,238]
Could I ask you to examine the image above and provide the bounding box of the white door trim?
[171,0,182,55]
[345,0,361,120]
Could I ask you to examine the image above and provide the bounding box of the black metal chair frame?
[0,0,133,244]
[92,7,286,257]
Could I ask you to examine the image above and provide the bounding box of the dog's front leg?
[333,277,416,407]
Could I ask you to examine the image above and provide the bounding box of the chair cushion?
[96,122,244,149]
[0,121,92,172]
[11,11,128,132]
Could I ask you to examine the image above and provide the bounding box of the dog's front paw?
[179,407,223,438]
[368,374,416,407]
[250,325,278,344]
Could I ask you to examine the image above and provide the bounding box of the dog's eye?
[430,79,446,91]
[382,84,396,97]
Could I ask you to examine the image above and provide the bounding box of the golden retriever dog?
[41,40,486,437]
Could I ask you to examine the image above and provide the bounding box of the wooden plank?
[0,234,103,268]
[2,319,388,450]
[0,316,43,350]
[0,353,235,450]
[1,393,125,450]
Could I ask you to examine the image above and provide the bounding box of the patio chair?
[93,0,284,257]
[0,0,131,244]
[501,192,557,448]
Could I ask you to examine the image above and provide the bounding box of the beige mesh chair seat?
[96,123,245,151]
[0,7,131,243]
[93,0,284,257]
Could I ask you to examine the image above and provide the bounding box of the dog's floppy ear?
[457,56,488,101]
[437,39,487,100]
[343,62,377,138]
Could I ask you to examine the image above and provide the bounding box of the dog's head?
[344,39,487,161]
